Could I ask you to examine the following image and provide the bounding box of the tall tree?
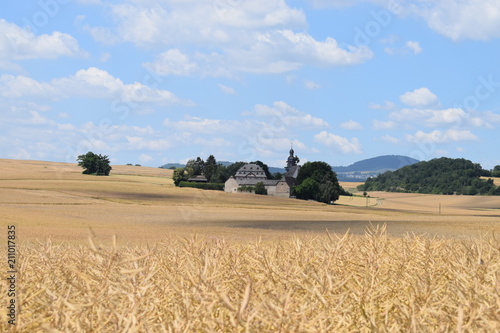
[205,155,217,182]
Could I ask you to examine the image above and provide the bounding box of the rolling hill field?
[1,159,499,332]
[1,159,499,243]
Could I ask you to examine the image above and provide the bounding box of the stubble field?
[0,159,499,332]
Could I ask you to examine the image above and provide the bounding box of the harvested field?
[1,159,499,243]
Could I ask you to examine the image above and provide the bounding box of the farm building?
[224,147,300,198]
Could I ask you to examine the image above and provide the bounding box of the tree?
[205,155,217,182]
[295,178,319,200]
[272,172,283,180]
[77,152,112,176]
[173,167,189,186]
[493,165,500,177]
[186,157,205,176]
[254,181,267,195]
[295,161,342,203]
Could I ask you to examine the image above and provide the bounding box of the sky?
[1,0,500,169]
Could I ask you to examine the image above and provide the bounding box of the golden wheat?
[2,224,498,332]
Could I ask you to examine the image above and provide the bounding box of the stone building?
[224,148,300,198]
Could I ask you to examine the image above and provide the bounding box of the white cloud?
[389,107,468,127]
[400,88,439,107]
[314,131,363,154]
[405,41,422,54]
[410,0,500,41]
[253,101,330,128]
[91,2,372,76]
[405,129,479,144]
[0,19,86,61]
[309,0,500,41]
[340,120,363,130]
[143,49,197,76]
[0,68,190,106]
[164,116,238,134]
[385,41,422,56]
[218,84,237,95]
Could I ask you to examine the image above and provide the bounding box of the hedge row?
[178,182,225,191]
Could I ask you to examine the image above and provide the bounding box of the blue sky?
[1,0,500,169]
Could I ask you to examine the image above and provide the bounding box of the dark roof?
[187,175,208,182]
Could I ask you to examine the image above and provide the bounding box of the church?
[224,147,300,198]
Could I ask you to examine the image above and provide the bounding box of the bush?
[178,182,224,191]
[254,182,267,195]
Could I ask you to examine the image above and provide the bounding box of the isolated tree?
[254,181,267,195]
[77,152,112,176]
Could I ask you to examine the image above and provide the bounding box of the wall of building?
[224,177,239,193]
[274,181,291,198]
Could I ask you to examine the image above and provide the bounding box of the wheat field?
[1,225,498,332]
[1,159,500,331]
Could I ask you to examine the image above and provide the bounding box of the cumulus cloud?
[314,131,363,154]
[310,0,500,41]
[253,101,330,128]
[399,88,439,107]
[0,19,86,61]
[143,49,197,76]
[0,68,190,106]
[405,129,479,144]
[340,120,363,130]
[88,1,372,76]
[389,108,469,127]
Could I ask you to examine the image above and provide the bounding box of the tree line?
[172,155,283,186]
[359,157,500,195]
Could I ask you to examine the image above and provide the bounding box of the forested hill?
[359,157,500,195]
[334,155,418,173]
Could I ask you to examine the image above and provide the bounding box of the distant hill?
[359,157,500,195]
[333,155,419,182]
[160,163,185,169]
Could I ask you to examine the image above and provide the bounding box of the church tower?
[286,144,300,171]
